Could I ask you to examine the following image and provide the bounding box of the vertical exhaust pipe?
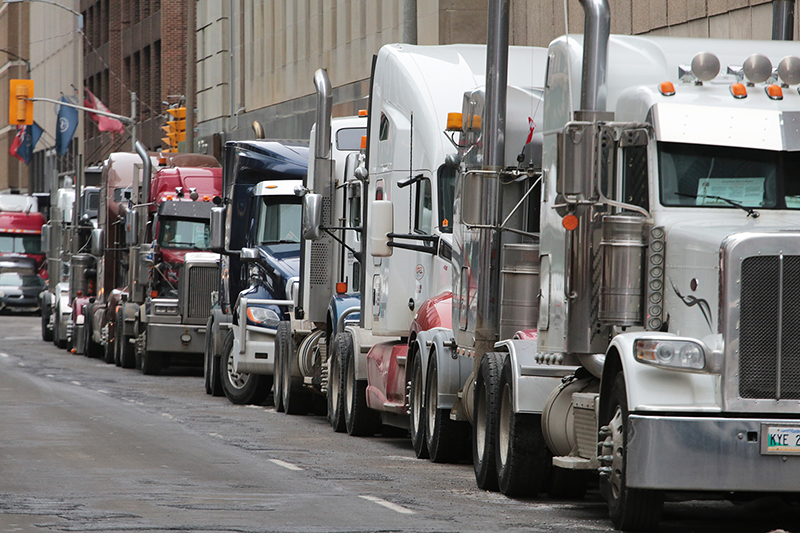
[484,0,509,169]
[773,0,794,41]
[313,69,332,160]
[403,0,418,44]
[134,140,151,208]
[578,0,611,112]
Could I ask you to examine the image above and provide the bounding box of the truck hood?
[257,243,300,280]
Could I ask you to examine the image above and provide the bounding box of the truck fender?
[121,302,139,337]
[212,308,231,358]
[344,325,371,381]
[428,328,471,410]
[604,332,720,415]
[495,338,573,414]
[42,290,55,309]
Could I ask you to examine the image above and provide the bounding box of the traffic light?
[9,79,34,126]
[167,107,186,143]
[161,120,177,152]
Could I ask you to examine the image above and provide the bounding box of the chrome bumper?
[146,322,206,355]
[627,414,800,492]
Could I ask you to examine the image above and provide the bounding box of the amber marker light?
[659,81,676,96]
[730,83,747,99]
[358,109,368,117]
[336,282,348,294]
[562,214,579,231]
[446,112,463,131]
[203,195,210,201]
[361,135,367,149]
[150,290,159,298]
[766,84,784,100]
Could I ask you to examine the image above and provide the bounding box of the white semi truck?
[378,0,800,530]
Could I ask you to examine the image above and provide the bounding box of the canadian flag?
[84,88,125,134]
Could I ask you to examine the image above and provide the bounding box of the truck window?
[159,218,211,249]
[622,144,649,210]
[658,143,788,209]
[437,165,455,233]
[337,128,367,151]
[379,113,390,142]
[415,178,433,234]
[256,196,302,244]
[0,235,42,254]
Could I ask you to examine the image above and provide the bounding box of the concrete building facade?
[193,0,793,156]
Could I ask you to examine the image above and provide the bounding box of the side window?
[414,178,433,234]
[622,144,649,210]
[379,113,390,141]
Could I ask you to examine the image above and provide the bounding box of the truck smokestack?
[134,140,151,207]
[772,0,794,40]
[578,0,611,112]
[484,0,509,169]
[313,69,332,159]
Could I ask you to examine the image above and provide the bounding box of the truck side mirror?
[557,122,595,198]
[91,228,104,256]
[125,210,139,246]
[210,206,226,253]
[368,200,393,257]
[460,171,483,226]
[41,224,50,254]
[302,193,324,240]
[241,247,259,262]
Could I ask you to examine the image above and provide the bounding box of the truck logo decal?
[670,279,712,331]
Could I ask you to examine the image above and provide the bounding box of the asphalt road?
[0,314,797,533]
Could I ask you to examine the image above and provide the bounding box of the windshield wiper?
[675,192,759,218]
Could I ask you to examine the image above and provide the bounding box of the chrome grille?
[739,255,800,400]
[186,265,219,320]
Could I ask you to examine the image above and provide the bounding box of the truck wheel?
[117,308,136,369]
[342,331,379,437]
[496,354,550,496]
[473,352,503,491]
[273,331,285,412]
[104,322,116,364]
[141,350,162,375]
[280,322,314,415]
[41,302,53,342]
[327,333,346,431]
[601,373,663,531]
[219,328,271,405]
[409,352,428,458]
[53,309,67,349]
[426,351,469,463]
[204,316,223,396]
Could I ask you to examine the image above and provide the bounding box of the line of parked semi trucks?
[31,1,800,530]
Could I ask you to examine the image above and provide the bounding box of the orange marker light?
[766,84,783,100]
[203,195,210,202]
[446,112,463,131]
[659,81,676,96]
[562,214,579,231]
[336,282,348,294]
[730,83,747,99]
[360,135,367,149]
[151,290,159,298]
[358,109,368,117]
[166,195,173,201]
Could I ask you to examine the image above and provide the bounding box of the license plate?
[761,424,800,455]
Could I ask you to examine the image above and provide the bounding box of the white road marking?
[71,381,81,386]
[386,455,416,461]
[97,390,109,394]
[358,495,415,515]
[0,352,9,357]
[268,458,303,471]
[161,413,176,420]
[46,374,55,378]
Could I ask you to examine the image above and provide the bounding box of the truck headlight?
[634,339,705,371]
[246,306,280,329]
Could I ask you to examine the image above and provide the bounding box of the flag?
[84,88,125,134]
[55,95,79,156]
[8,122,43,165]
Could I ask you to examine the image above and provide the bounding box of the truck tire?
[53,308,67,349]
[426,351,469,463]
[117,308,136,369]
[219,328,271,405]
[141,350,162,375]
[473,352,503,491]
[342,331,379,437]
[408,352,428,458]
[601,373,663,531]
[41,301,53,342]
[273,331,285,412]
[327,333,346,432]
[496,354,550,497]
[104,321,116,364]
[279,322,314,415]
[204,315,223,396]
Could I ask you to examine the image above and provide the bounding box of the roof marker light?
[658,81,675,96]
[743,53,773,84]
[446,112,463,131]
[358,109,368,117]
[766,84,783,100]
[730,83,747,99]
[778,56,800,85]
[691,52,720,83]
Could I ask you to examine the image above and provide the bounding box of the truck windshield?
[659,142,800,210]
[0,235,42,254]
[158,218,210,249]
[256,195,302,244]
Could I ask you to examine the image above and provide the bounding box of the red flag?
[9,126,25,163]
[84,88,125,134]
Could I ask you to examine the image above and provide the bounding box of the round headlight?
[655,343,675,364]
[679,344,703,368]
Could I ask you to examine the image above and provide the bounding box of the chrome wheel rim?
[475,384,487,459]
[499,383,512,467]
[227,350,248,389]
[609,406,625,500]
[425,364,437,437]
[411,361,423,435]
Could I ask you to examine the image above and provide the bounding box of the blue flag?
[17,122,43,165]
[55,95,78,156]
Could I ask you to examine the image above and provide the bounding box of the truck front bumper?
[627,414,800,492]
[146,322,207,355]
[232,325,276,375]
